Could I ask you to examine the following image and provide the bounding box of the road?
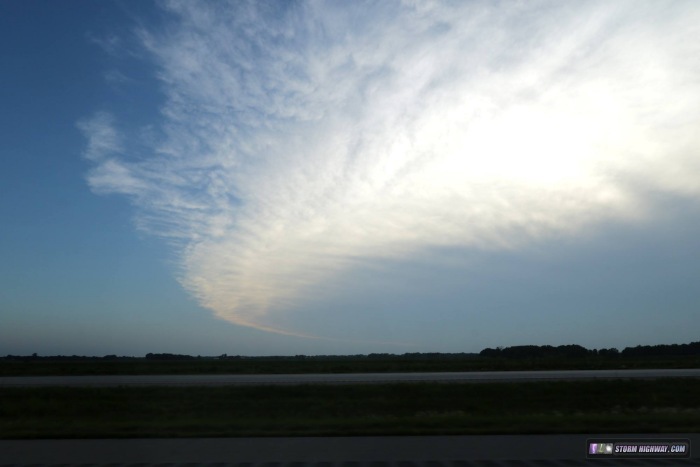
[0,435,698,466]
[1,368,699,387]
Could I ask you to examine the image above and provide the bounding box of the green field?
[2,379,699,438]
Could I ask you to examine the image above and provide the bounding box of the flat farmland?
[2,379,699,438]
[2,355,700,376]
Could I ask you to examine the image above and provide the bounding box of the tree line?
[4,341,699,361]
[479,342,700,359]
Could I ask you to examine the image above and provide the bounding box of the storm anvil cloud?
[80,1,700,337]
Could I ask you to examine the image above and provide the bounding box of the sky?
[2,0,700,357]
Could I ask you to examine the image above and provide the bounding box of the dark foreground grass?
[2,379,699,438]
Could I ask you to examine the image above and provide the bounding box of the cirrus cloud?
[80,0,700,335]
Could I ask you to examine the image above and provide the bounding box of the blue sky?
[2,0,699,357]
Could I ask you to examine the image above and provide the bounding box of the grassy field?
[2,355,699,376]
[2,379,699,438]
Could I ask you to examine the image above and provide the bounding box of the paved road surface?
[1,368,699,387]
[0,435,698,466]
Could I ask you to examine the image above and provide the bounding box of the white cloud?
[86,32,124,57]
[81,0,700,335]
[77,112,122,162]
[103,69,132,86]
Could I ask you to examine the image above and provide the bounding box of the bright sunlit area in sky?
[1,0,699,356]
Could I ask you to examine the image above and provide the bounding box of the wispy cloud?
[77,112,121,162]
[86,31,124,57]
[81,0,700,335]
